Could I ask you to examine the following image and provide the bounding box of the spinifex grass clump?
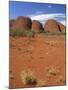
[10,29,35,37]
[36,79,46,87]
[47,66,59,77]
[20,70,46,87]
[20,70,37,86]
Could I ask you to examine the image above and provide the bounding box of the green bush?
[39,31,66,35]
[10,29,35,37]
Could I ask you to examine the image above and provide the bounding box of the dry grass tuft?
[20,70,37,86]
[20,69,47,87]
[36,79,46,87]
[47,66,59,77]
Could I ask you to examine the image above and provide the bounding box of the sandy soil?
[9,34,66,89]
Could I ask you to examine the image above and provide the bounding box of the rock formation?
[32,20,43,32]
[14,16,32,30]
[44,19,65,32]
[58,22,66,33]
[9,16,66,33]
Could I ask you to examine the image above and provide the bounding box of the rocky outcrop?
[31,20,43,32]
[14,16,32,30]
[9,16,66,33]
[44,19,65,32]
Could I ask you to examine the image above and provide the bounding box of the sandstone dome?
[44,19,62,32]
[32,20,44,32]
[14,16,32,30]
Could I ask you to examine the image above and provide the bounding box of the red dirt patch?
[9,35,66,88]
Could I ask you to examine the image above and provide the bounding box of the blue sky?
[9,1,66,25]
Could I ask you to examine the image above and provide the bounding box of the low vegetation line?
[10,29,66,37]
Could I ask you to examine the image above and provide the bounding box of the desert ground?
[9,34,66,89]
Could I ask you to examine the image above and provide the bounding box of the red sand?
[9,35,66,88]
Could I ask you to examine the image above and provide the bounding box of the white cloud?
[29,13,66,25]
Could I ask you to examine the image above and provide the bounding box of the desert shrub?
[25,76,37,85]
[20,70,37,86]
[47,66,59,77]
[10,29,65,37]
[37,30,66,35]
[48,32,66,35]
[36,80,46,87]
[10,29,35,37]
[20,70,47,87]
[26,31,35,37]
